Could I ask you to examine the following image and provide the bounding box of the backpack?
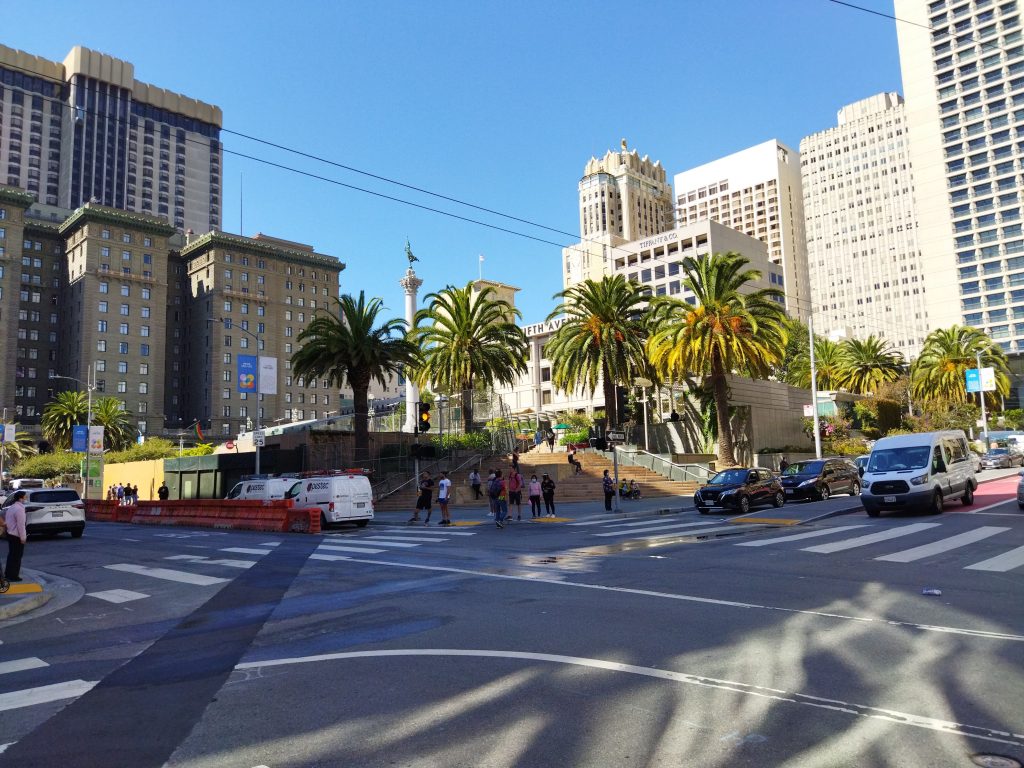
[488,477,502,499]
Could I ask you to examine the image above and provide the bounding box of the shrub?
[559,429,589,446]
[824,437,869,456]
[105,437,178,465]
[757,444,814,454]
[431,432,492,452]
[11,452,82,479]
[181,443,214,457]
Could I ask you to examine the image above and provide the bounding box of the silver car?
[1017,470,1024,510]
[981,448,1021,469]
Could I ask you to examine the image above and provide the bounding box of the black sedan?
[779,458,861,501]
[694,468,785,515]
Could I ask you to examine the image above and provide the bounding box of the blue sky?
[10,0,902,324]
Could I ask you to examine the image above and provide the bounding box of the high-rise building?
[673,139,811,319]
[895,0,1024,354]
[563,141,673,288]
[800,92,930,356]
[0,44,222,234]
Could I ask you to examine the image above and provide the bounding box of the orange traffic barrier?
[84,500,321,534]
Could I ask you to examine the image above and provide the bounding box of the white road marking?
[593,521,722,537]
[310,553,354,562]
[965,545,1024,572]
[258,541,281,547]
[875,526,1010,563]
[736,525,871,547]
[358,539,422,548]
[0,658,48,675]
[802,523,942,554]
[220,547,273,555]
[87,589,149,604]
[316,544,386,555]
[317,555,1024,642]
[643,524,747,540]
[104,564,229,586]
[0,680,97,713]
[370,527,475,536]
[236,648,1024,749]
[362,535,449,543]
[964,497,1022,514]
[0,743,11,753]
[165,555,256,569]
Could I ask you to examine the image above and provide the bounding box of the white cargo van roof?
[871,431,966,449]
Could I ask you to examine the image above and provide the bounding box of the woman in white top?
[437,471,452,527]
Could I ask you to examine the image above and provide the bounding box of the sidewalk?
[0,569,55,620]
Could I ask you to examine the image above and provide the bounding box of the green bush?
[559,429,589,446]
[105,437,178,465]
[757,445,814,454]
[824,437,868,456]
[180,443,214,457]
[431,432,492,452]
[11,452,82,479]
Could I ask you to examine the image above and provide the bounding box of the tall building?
[0,44,222,234]
[896,0,1024,354]
[673,139,811,319]
[800,93,930,356]
[563,140,673,287]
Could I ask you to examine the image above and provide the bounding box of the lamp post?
[210,317,264,475]
[635,377,652,453]
[50,363,96,499]
[808,315,822,460]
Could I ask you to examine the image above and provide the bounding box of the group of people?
[408,470,452,526]
[414,463,558,529]
[107,483,141,505]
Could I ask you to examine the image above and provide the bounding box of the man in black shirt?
[410,471,434,525]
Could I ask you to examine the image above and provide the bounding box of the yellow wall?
[101,459,165,501]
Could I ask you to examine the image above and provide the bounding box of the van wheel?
[866,507,880,518]
[962,483,975,506]
[355,520,369,528]
[320,511,329,530]
[930,491,944,515]
[71,528,84,539]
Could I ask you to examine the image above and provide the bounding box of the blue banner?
[71,425,89,453]
[238,355,257,393]
[965,368,980,393]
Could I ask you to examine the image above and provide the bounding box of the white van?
[860,430,976,517]
[225,478,302,502]
[290,473,374,528]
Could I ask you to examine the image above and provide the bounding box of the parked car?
[854,455,870,473]
[971,452,983,473]
[1017,469,1024,509]
[779,458,860,501]
[980,448,1021,469]
[0,487,85,538]
[694,468,784,515]
[860,430,976,517]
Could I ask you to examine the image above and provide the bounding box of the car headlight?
[862,482,870,492]
[719,490,735,498]
[798,479,816,487]
[910,473,930,486]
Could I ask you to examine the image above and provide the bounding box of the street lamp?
[209,317,264,475]
[635,377,652,453]
[50,363,96,500]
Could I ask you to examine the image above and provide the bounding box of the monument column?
[400,246,423,434]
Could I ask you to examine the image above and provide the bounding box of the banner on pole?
[88,425,105,455]
[2,424,15,443]
[965,367,996,393]
[72,425,88,453]
[237,354,257,393]
[258,356,278,395]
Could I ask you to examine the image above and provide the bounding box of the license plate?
[51,510,64,517]
[884,495,896,503]
[785,489,795,495]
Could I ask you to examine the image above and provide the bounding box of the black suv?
[694,468,785,514]
[779,458,860,501]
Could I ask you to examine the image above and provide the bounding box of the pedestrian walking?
[157,481,170,501]
[534,428,543,452]
[4,490,28,582]
[779,456,790,473]
[511,450,520,475]
[602,469,615,512]
[437,471,452,526]
[508,468,524,521]
[541,472,556,517]
[528,474,542,518]
[490,470,508,529]
[486,470,497,517]
[469,468,482,500]
[546,429,556,453]
[409,471,433,525]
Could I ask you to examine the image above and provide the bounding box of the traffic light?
[417,401,431,432]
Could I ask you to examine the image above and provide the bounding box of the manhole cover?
[971,754,1022,768]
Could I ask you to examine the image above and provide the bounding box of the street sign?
[966,367,996,393]
[606,431,626,441]
[802,404,814,417]
[253,429,266,447]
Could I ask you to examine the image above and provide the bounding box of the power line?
[826,0,933,30]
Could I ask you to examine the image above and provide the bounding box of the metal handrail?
[614,448,712,483]
[375,452,484,501]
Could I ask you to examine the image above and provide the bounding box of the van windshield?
[285,482,301,499]
[226,484,243,499]
[867,447,931,473]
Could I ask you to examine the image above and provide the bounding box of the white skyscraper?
[673,139,811,320]
[800,92,930,356]
[896,0,1024,353]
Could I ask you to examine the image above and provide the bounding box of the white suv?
[1,487,86,538]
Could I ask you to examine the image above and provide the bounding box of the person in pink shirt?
[528,474,542,519]
[507,469,524,521]
[4,490,28,582]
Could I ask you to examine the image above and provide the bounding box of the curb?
[0,571,54,620]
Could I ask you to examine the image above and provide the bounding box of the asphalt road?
[0,485,1022,767]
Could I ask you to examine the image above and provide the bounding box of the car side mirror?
[1018,469,1024,477]
[858,466,864,478]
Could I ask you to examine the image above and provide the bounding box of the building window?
[119,323,129,335]
[222,388,230,399]
[117,381,127,393]
[139,382,148,394]
[139,363,148,375]
[140,326,150,337]
[99,281,109,294]
[97,340,107,352]
[120,304,130,316]
[97,320,107,332]
[98,301,108,313]
[140,344,149,356]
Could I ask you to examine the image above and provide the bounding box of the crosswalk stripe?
[0,680,97,713]
[220,547,273,555]
[736,525,872,547]
[801,523,942,554]
[964,544,1024,572]
[0,658,48,676]
[593,522,719,538]
[317,544,386,554]
[370,527,475,536]
[258,541,281,547]
[165,555,257,569]
[875,526,1010,563]
[310,553,352,562]
[87,589,150,604]
[104,563,229,586]
[643,524,744,540]
[361,538,433,546]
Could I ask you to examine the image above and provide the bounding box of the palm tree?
[837,335,905,394]
[911,325,1010,405]
[544,275,652,427]
[292,292,419,462]
[411,283,528,432]
[91,397,136,451]
[0,431,38,468]
[647,252,788,466]
[784,336,845,391]
[41,390,89,449]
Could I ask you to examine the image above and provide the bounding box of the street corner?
[729,517,802,526]
[529,516,574,523]
[0,570,54,620]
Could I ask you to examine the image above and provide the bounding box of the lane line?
[802,523,942,554]
[236,649,1024,750]
[593,521,722,537]
[104,564,229,586]
[311,553,363,561]
[736,525,871,547]
[316,544,387,555]
[312,554,1024,642]
[165,555,257,569]
[0,658,48,676]
[0,681,97,713]
[86,589,149,604]
[643,524,749,540]
[220,547,273,555]
[875,527,1010,563]
[965,545,1024,572]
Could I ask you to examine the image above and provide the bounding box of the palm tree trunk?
[462,378,474,433]
[602,363,618,427]
[710,358,736,466]
[352,383,370,463]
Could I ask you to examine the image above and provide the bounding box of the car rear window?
[29,490,81,504]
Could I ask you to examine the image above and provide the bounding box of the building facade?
[800,92,930,356]
[673,139,811,319]
[896,0,1024,353]
[0,44,222,234]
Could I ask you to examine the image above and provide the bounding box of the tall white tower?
[400,244,423,433]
